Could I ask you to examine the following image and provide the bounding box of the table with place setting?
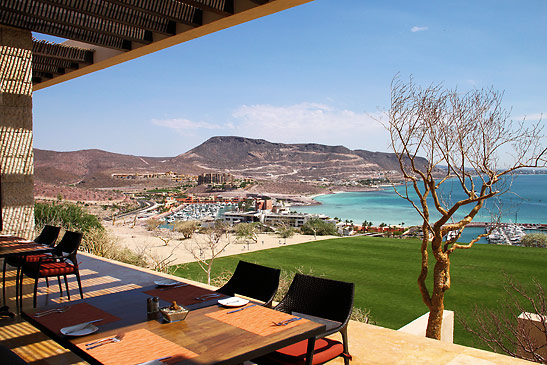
[22,278,325,365]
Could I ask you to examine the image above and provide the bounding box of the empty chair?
[255,273,354,365]
[216,260,280,307]
[19,231,83,308]
[2,225,60,307]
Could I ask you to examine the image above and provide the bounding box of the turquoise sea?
[293,174,547,243]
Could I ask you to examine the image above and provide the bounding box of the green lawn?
[172,236,547,349]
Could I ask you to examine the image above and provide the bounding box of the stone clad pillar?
[0,26,35,238]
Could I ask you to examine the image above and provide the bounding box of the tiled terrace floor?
[0,253,531,364]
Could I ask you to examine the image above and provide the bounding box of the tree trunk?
[426,257,450,339]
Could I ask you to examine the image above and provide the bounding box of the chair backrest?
[34,225,61,247]
[52,231,83,258]
[275,273,354,326]
[216,260,280,306]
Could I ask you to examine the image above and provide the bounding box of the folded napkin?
[79,328,198,365]
[206,305,307,336]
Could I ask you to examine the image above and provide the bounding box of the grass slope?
[172,236,547,349]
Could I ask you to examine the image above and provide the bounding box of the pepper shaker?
[147,297,153,313]
[152,297,160,313]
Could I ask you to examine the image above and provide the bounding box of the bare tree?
[184,221,230,285]
[144,243,181,274]
[460,278,547,363]
[152,227,175,246]
[385,76,546,339]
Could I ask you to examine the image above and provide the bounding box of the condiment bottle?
[152,297,160,312]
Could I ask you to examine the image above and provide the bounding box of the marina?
[486,223,527,245]
[163,202,235,223]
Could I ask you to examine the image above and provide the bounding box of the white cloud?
[515,113,543,121]
[230,103,390,151]
[151,103,392,152]
[411,26,428,33]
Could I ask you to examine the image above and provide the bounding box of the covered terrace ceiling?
[0,0,312,90]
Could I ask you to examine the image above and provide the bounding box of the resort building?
[223,210,311,228]
[197,172,234,185]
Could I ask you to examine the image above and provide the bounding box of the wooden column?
[0,26,35,238]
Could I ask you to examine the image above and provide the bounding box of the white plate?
[60,323,98,337]
[218,297,250,307]
[154,279,180,287]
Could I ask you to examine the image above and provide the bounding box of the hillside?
[34,136,429,188]
[176,136,429,180]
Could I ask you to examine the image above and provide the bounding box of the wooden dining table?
[22,280,326,365]
[0,235,52,315]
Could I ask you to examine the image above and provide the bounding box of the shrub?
[520,233,547,248]
[300,218,337,236]
[35,202,102,233]
[146,218,161,231]
[173,220,198,239]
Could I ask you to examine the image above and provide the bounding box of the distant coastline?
[293,174,547,226]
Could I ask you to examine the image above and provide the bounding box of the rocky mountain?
[34,136,429,187]
[177,136,428,180]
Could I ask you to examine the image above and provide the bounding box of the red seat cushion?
[25,261,76,277]
[265,337,344,365]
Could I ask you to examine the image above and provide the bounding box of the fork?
[86,334,124,349]
[34,306,71,317]
[273,317,302,326]
[160,283,188,290]
[194,293,221,301]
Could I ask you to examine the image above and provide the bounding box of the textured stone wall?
[0,26,34,238]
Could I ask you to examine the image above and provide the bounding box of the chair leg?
[341,327,351,365]
[19,269,25,313]
[75,271,83,299]
[64,275,70,301]
[33,279,38,308]
[15,267,21,312]
[57,276,63,296]
[45,277,49,287]
[2,260,7,308]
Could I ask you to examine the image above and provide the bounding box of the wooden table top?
[0,237,51,257]
[23,282,326,365]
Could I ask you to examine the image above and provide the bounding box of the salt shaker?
[152,297,160,313]
[147,297,153,313]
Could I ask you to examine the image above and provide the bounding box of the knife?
[63,319,103,334]
[227,304,257,314]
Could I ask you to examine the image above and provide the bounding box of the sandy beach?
[107,223,339,265]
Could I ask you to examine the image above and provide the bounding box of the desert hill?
[34,136,429,188]
[177,136,427,180]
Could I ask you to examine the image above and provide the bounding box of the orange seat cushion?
[266,337,344,365]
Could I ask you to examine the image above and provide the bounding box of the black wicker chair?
[2,225,60,307]
[255,273,354,365]
[19,231,83,308]
[216,260,280,307]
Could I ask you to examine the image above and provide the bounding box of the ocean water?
[293,174,547,229]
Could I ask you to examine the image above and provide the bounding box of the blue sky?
[33,0,546,158]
